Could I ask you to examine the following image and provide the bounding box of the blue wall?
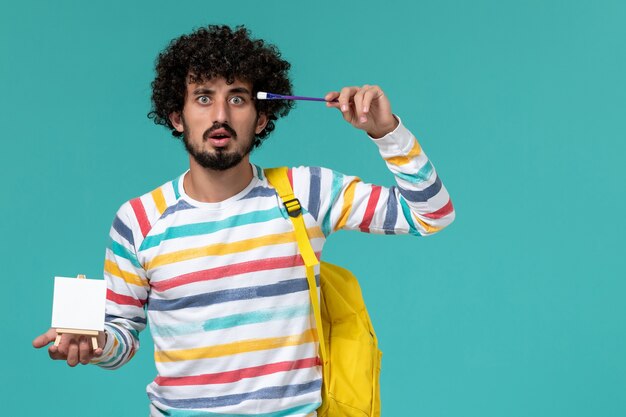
[1,0,625,415]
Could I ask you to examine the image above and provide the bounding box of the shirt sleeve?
[292,117,455,236]
[91,202,150,369]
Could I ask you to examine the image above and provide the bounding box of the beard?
[182,120,255,171]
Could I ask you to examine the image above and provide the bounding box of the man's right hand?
[32,328,106,367]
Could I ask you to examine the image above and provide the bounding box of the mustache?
[203,123,237,141]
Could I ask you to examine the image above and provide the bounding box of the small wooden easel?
[53,274,100,350]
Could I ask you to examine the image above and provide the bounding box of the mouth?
[206,128,234,148]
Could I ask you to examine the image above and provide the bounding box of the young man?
[34,25,455,416]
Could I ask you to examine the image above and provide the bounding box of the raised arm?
[292,85,454,236]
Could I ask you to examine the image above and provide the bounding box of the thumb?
[32,328,57,349]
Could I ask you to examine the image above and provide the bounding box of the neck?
[184,156,254,203]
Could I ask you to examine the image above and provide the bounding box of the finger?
[338,86,358,115]
[66,340,79,367]
[57,333,80,356]
[56,333,76,356]
[79,336,92,365]
[353,85,370,124]
[48,347,66,360]
[324,91,341,109]
[324,91,339,101]
[32,328,58,348]
[361,85,383,114]
[95,330,107,354]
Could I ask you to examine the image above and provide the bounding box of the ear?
[255,113,269,135]
[169,111,184,133]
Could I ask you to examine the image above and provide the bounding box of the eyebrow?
[192,87,252,96]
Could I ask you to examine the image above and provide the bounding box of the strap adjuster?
[283,198,302,218]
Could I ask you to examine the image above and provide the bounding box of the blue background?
[1,0,625,415]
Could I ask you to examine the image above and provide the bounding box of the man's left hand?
[325,85,399,139]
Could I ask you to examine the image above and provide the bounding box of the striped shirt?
[93,120,455,416]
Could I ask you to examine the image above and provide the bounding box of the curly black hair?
[148,25,294,148]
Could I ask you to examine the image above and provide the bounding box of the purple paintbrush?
[256,91,338,102]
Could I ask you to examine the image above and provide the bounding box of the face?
[169,77,268,171]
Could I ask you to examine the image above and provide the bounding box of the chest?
[140,200,322,290]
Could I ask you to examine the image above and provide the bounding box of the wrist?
[367,115,400,139]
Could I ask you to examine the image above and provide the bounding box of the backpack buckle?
[283,198,302,218]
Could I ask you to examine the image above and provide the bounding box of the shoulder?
[262,165,353,194]
[115,173,184,237]
[262,165,337,191]
[284,165,337,185]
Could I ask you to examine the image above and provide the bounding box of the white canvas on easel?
[51,276,107,332]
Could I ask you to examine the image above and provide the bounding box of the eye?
[197,96,211,105]
[229,96,245,105]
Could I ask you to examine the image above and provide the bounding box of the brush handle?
[257,92,338,102]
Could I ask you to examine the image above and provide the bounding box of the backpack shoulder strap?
[265,167,329,373]
[265,167,319,268]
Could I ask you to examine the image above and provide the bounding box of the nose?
[212,98,229,124]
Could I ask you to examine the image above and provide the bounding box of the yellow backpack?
[265,167,382,417]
